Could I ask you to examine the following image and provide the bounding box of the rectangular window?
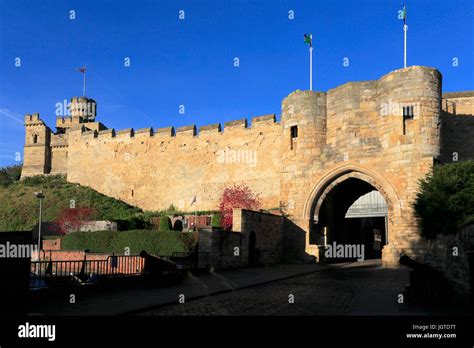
[290,126,298,150]
[402,105,414,135]
[403,106,414,119]
[290,125,298,138]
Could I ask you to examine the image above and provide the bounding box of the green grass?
[0,175,143,231]
[60,229,198,255]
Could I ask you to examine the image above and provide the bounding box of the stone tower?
[69,96,97,122]
[22,113,51,177]
[280,90,327,213]
[279,91,327,256]
[21,96,105,178]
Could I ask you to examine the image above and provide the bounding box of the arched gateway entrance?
[303,164,401,263]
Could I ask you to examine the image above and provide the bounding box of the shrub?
[413,161,474,239]
[115,215,151,231]
[0,164,22,187]
[211,213,222,228]
[218,183,261,230]
[178,231,199,252]
[22,174,64,187]
[56,206,97,234]
[158,215,171,232]
[172,218,183,231]
[61,230,196,255]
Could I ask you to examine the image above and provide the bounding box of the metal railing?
[30,255,144,289]
[29,253,211,289]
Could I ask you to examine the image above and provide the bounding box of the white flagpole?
[309,38,313,91]
[83,70,86,96]
[403,24,408,68]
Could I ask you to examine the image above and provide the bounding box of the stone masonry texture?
[21,66,474,265]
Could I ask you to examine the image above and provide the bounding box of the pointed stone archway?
[302,163,403,266]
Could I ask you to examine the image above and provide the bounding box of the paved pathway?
[139,259,416,316]
[31,260,467,316]
[29,263,330,315]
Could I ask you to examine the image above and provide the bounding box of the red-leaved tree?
[218,183,261,230]
[56,206,97,234]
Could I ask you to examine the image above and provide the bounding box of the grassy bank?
[0,175,143,231]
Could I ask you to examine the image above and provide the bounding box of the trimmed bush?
[61,230,197,255]
[172,218,183,231]
[413,161,474,239]
[179,231,199,252]
[211,214,222,228]
[158,216,171,232]
[115,216,150,231]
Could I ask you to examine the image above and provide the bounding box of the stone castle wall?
[21,66,474,264]
[422,224,474,296]
[233,208,285,264]
[66,115,283,212]
[440,91,474,163]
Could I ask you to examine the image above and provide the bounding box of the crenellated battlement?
[66,113,280,147]
[115,128,134,139]
[24,113,44,125]
[69,124,86,133]
[82,130,98,140]
[176,125,197,137]
[224,118,248,130]
[56,116,73,123]
[155,126,174,137]
[199,123,221,134]
[252,114,276,125]
[98,129,115,139]
[135,127,153,137]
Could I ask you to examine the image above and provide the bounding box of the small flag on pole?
[77,66,86,96]
[401,4,407,25]
[304,33,312,47]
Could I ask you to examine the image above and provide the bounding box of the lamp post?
[191,195,197,231]
[35,190,45,261]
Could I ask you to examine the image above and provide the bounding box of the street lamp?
[35,190,45,261]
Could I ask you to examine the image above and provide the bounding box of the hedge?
[158,216,171,232]
[115,216,151,231]
[211,214,222,228]
[61,230,197,256]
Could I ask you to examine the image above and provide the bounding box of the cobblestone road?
[138,260,430,316]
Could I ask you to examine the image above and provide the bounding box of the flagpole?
[309,44,313,91]
[403,24,408,68]
[304,33,313,91]
[83,70,86,96]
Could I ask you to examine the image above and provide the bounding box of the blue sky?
[0,0,473,166]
